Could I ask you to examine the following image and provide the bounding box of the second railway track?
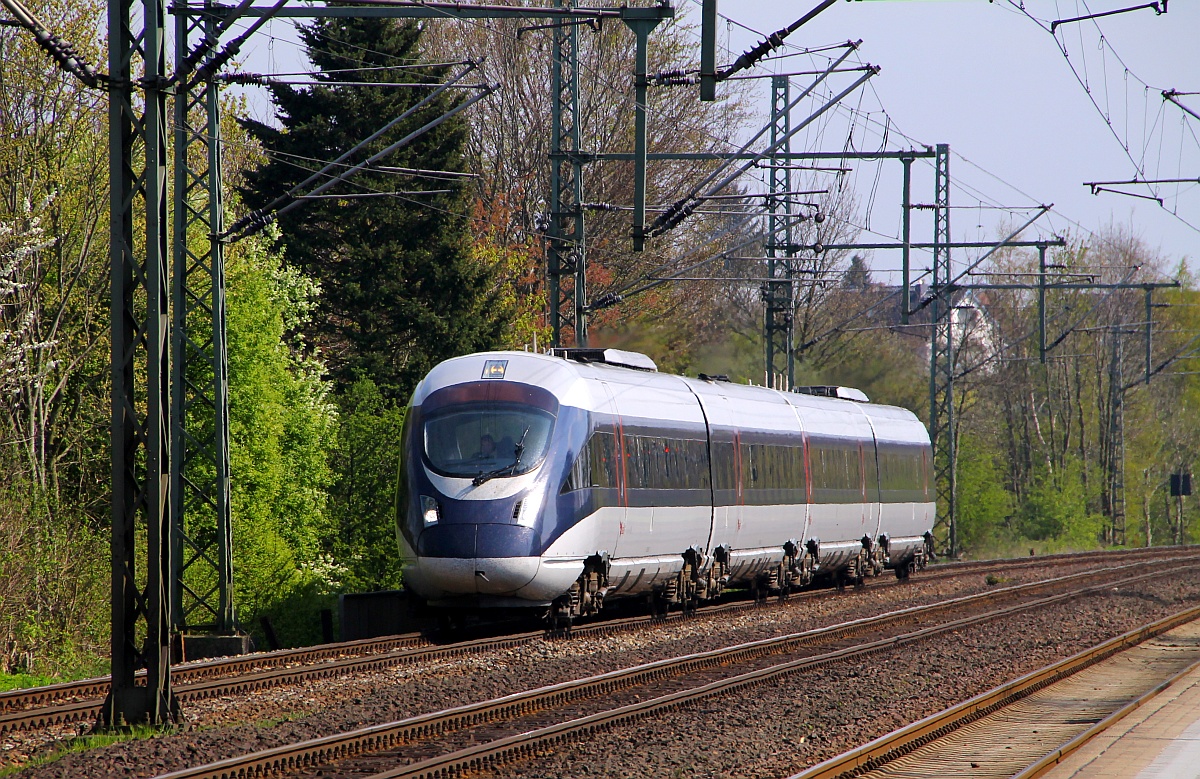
[792,607,1200,779]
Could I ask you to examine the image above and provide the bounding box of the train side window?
[560,443,590,493]
[561,429,621,493]
[863,445,877,495]
[808,437,864,500]
[736,443,805,497]
[588,430,617,489]
[679,439,695,488]
[692,439,712,489]
[922,446,930,496]
[876,445,927,502]
[617,435,710,491]
[712,440,736,491]
[624,436,642,489]
[662,439,679,490]
[741,443,758,486]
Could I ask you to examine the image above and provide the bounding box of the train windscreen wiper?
[472,427,530,486]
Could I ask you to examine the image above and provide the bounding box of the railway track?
[0,633,429,714]
[1,545,1194,739]
[152,556,1200,779]
[917,543,1200,583]
[791,605,1200,779]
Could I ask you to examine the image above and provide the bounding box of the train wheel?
[648,590,668,619]
[552,612,573,636]
[548,584,580,634]
[777,563,791,602]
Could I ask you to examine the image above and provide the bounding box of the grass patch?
[985,574,1012,586]
[0,659,111,693]
[0,673,59,692]
[0,725,169,776]
[254,712,303,729]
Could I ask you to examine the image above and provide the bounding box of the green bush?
[954,437,1014,554]
[223,233,340,646]
[0,484,109,680]
[328,378,406,594]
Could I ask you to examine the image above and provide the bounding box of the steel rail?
[792,603,1200,779]
[1012,658,1200,779]
[153,560,1200,779]
[922,543,1200,576]
[2,546,1195,737]
[0,632,427,715]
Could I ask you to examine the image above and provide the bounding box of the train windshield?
[423,403,556,478]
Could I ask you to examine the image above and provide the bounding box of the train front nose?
[413,520,541,596]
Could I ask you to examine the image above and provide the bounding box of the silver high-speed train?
[396,348,935,622]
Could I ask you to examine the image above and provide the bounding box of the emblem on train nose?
[481,359,508,379]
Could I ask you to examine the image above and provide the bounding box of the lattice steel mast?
[547,0,586,347]
[764,74,795,391]
[171,0,235,638]
[103,0,178,725]
[928,144,957,557]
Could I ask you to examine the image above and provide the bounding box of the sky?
[712,0,1198,279]
[224,0,1198,282]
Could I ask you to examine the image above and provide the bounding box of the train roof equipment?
[549,347,658,372]
[792,385,871,403]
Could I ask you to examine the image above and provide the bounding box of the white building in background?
[874,283,1002,375]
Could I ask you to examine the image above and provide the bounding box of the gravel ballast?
[7,560,1199,778]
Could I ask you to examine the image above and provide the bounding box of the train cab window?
[424,403,555,478]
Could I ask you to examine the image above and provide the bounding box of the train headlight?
[420,495,440,527]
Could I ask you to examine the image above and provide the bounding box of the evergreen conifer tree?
[240,17,503,400]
